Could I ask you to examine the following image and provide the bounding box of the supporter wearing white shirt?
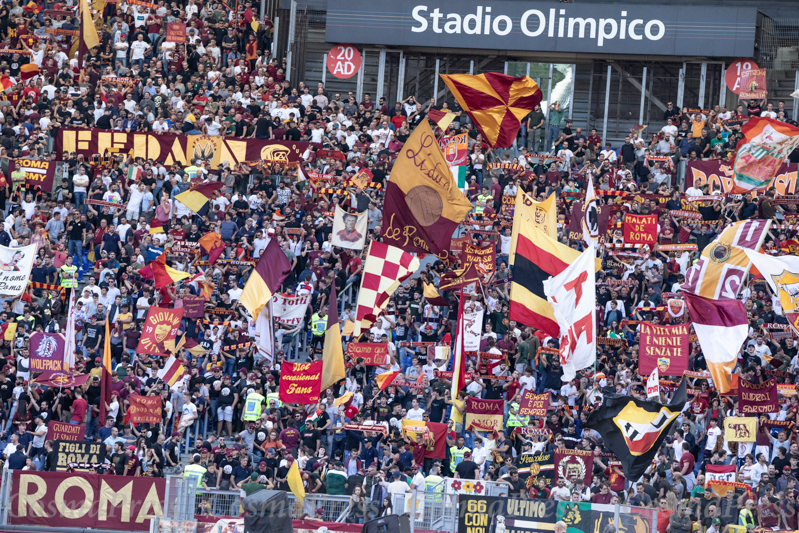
[406,399,425,421]
[600,147,617,162]
[661,119,678,142]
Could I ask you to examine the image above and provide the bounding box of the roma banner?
[557,502,655,533]
[441,133,468,166]
[8,471,165,531]
[623,214,657,246]
[165,22,186,43]
[33,372,90,388]
[53,440,106,471]
[0,243,36,298]
[9,159,57,191]
[271,293,311,326]
[136,307,184,356]
[554,449,593,486]
[568,200,610,244]
[29,332,67,373]
[738,378,779,414]
[56,128,315,170]
[517,451,555,486]
[128,394,162,424]
[686,159,798,195]
[518,391,550,418]
[440,242,496,289]
[346,343,389,365]
[47,420,85,441]
[278,361,322,404]
[739,68,767,99]
[464,397,504,432]
[638,323,690,376]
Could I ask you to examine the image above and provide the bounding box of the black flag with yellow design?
[586,378,687,480]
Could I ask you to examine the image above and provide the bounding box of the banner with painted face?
[331,206,368,250]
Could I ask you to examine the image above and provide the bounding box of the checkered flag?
[354,242,420,336]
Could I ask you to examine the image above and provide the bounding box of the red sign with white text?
[279,361,323,404]
[326,44,362,79]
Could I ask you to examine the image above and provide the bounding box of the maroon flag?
[738,378,779,414]
[638,323,690,376]
[554,448,594,486]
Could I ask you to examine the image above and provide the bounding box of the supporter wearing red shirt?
[70,388,88,424]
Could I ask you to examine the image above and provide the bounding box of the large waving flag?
[63,288,77,371]
[139,254,192,289]
[286,459,305,502]
[158,355,186,386]
[80,0,100,51]
[451,292,467,401]
[733,117,799,193]
[586,379,687,480]
[381,120,472,257]
[375,370,400,390]
[320,281,346,392]
[684,292,748,394]
[99,313,112,422]
[353,242,420,336]
[240,237,291,320]
[427,108,456,131]
[439,73,542,148]
[510,192,557,264]
[543,244,597,382]
[681,219,770,300]
[510,218,600,338]
[175,181,225,213]
[744,250,799,312]
[198,231,225,265]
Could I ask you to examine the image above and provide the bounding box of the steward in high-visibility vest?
[311,312,326,336]
[184,454,207,488]
[243,390,265,421]
[507,402,529,427]
[60,257,78,288]
[424,464,444,502]
[449,440,470,472]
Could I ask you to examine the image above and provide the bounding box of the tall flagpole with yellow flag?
[99,312,112,422]
[77,0,100,70]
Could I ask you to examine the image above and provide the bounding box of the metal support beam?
[526,63,530,77]
[698,62,707,109]
[397,52,405,102]
[356,49,365,102]
[433,58,440,103]
[377,49,386,101]
[569,64,575,120]
[677,63,685,108]
[504,61,508,75]
[720,63,726,107]
[285,2,297,82]
[602,64,611,145]
[469,60,474,75]
[794,71,799,122]
[321,53,326,86]
[271,16,279,58]
[639,66,647,124]
[609,63,667,112]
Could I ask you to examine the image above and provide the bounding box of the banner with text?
[271,294,311,326]
[128,394,162,424]
[53,440,107,471]
[518,391,550,417]
[56,129,315,170]
[165,22,186,43]
[136,307,184,356]
[623,214,657,246]
[554,448,593,486]
[181,295,206,318]
[458,495,557,533]
[464,397,504,431]
[738,378,779,414]
[8,471,165,531]
[29,332,67,373]
[278,361,322,404]
[0,243,36,298]
[517,451,555,486]
[686,160,798,195]
[638,323,690,376]
[569,201,610,244]
[346,343,390,365]
[47,420,85,441]
[9,159,58,192]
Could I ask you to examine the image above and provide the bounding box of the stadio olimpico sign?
[326,0,756,57]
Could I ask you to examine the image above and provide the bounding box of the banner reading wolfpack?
[29,332,66,373]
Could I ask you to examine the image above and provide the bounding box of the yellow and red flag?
[375,370,400,390]
[157,355,186,386]
[439,73,542,148]
[20,63,38,81]
[99,313,112,422]
[240,238,291,319]
[198,231,225,264]
[427,108,456,131]
[139,258,191,289]
[175,181,224,212]
[0,75,12,92]
[320,281,346,392]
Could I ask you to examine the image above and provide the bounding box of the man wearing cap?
[454,451,479,480]
[123,445,140,476]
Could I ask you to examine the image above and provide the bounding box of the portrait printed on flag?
[331,206,368,250]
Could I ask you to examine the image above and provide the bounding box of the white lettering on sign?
[411,5,665,46]
[326,45,362,79]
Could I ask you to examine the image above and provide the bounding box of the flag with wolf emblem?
[585,378,687,480]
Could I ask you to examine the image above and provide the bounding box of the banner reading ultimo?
[326,0,755,57]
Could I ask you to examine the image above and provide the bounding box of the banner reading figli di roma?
[56,128,316,170]
[9,471,165,531]
[623,214,657,245]
[738,378,779,414]
[638,323,690,376]
[346,343,389,365]
[465,397,504,431]
[279,361,322,404]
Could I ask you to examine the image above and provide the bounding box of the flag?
[427,108,456,131]
[353,242,420,336]
[127,166,142,182]
[733,117,799,193]
[24,1,43,13]
[80,0,99,51]
[63,288,77,372]
[684,292,748,394]
[706,464,737,483]
[0,322,17,341]
[439,73,542,148]
[585,378,687,480]
[451,292,467,401]
[423,282,449,307]
[511,192,557,263]
[681,219,770,300]
[381,120,472,257]
[646,367,659,399]
[174,181,225,213]
[189,270,214,300]
[239,238,291,320]
[542,243,597,381]
[149,217,164,234]
[375,371,400,390]
[321,281,346,393]
[99,313,112,422]
[156,355,186,386]
[198,231,225,265]
[139,259,191,289]
[0,75,12,92]
[286,459,305,502]
[743,250,799,312]
[581,175,599,247]
[510,218,600,338]
[20,63,38,81]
